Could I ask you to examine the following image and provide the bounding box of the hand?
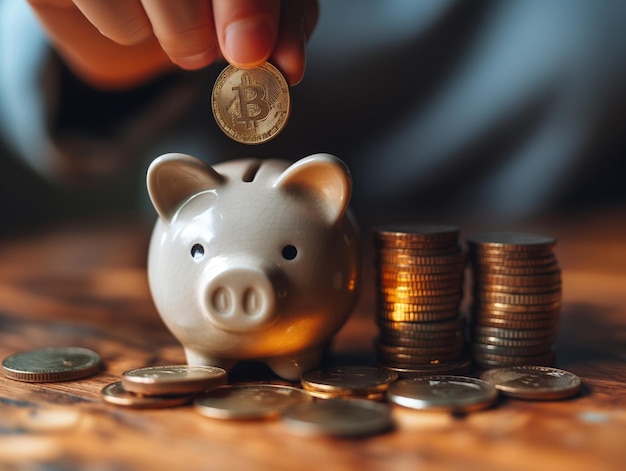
[27,0,318,88]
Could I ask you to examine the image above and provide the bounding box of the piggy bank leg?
[264,346,325,381]
[184,348,237,371]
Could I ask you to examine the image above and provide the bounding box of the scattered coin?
[480,366,581,400]
[212,62,290,144]
[301,366,397,398]
[2,347,102,383]
[101,381,192,409]
[194,384,312,420]
[121,365,227,396]
[282,398,394,437]
[387,375,498,413]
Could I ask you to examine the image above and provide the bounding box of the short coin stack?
[300,365,398,400]
[466,232,562,369]
[373,225,470,376]
[101,365,228,409]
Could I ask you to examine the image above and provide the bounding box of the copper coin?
[101,382,192,409]
[473,271,561,287]
[377,316,465,333]
[477,283,562,294]
[212,62,290,144]
[378,308,459,323]
[301,366,398,395]
[466,233,556,251]
[473,290,561,305]
[473,325,559,339]
[473,351,556,368]
[381,358,472,377]
[122,365,227,396]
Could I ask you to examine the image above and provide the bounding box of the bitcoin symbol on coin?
[212,62,291,144]
[233,73,270,130]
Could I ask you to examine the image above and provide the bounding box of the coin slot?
[242,162,262,182]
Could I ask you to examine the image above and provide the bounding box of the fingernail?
[172,47,218,70]
[225,19,273,67]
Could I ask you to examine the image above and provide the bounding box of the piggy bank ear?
[273,153,352,224]
[147,153,225,220]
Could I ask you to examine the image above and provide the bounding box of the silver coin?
[387,375,498,413]
[282,398,394,437]
[2,347,102,382]
[480,366,582,400]
[121,365,227,396]
[194,384,312,420]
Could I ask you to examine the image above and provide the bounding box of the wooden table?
[1,212,625,470]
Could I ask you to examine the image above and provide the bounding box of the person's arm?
[26,0,319,89]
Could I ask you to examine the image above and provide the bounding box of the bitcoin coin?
[480,366,581,400]
[282,398,394,437]
[2,347,102,383]
[101,382,192,409]
[121,365,227,396]
[194,384,312,420]
[212,62,290,144]
[387,376,498,412]
[301,366,397,396]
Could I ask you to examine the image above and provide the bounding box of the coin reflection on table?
[194,384,312,420]
[282,398,394,437]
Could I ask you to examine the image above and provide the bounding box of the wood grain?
[1,213,625,470]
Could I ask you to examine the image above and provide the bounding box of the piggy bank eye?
[282,244,298,260]
[191,243,205,260]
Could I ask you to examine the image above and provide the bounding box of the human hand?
[27,0,318,88]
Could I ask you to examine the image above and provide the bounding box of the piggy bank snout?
[202,264,277,332]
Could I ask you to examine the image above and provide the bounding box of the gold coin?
[377,250,467,266]
[377,262,467,275]
[473,325,559,339]
[374,224,459,243]
[474,300,561,313]
[377,316,465,333]
[121,365,227,396]
[379,332,465,348]
[282,398,394,437]
[473,271,561,286]
[2,347,102,383]
[477,283,562,294]
[301,366,397,395]
[472,262,560,276]
[473,315,559,330]
[471,254,556,268]
[480,366,581,400]
[378,308,459,323]
[472,342,553,357]
[101,382,192,409]
[472,335,556,348]
[194,384,312,420]
[473,290,561,305]
[211,62,290,144]
[472,350,555,368]
[387,376,498,413]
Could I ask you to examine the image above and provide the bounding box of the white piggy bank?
[146,153,360,380]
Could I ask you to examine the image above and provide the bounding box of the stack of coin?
[373,225,470,376]
[466,232,562,369]
[101,365,227,409]
[300,366,397,400]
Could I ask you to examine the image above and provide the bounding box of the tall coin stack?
[466,233,562,369]
[373,225,470,376]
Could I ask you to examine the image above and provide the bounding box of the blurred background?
[1,0,625,234]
